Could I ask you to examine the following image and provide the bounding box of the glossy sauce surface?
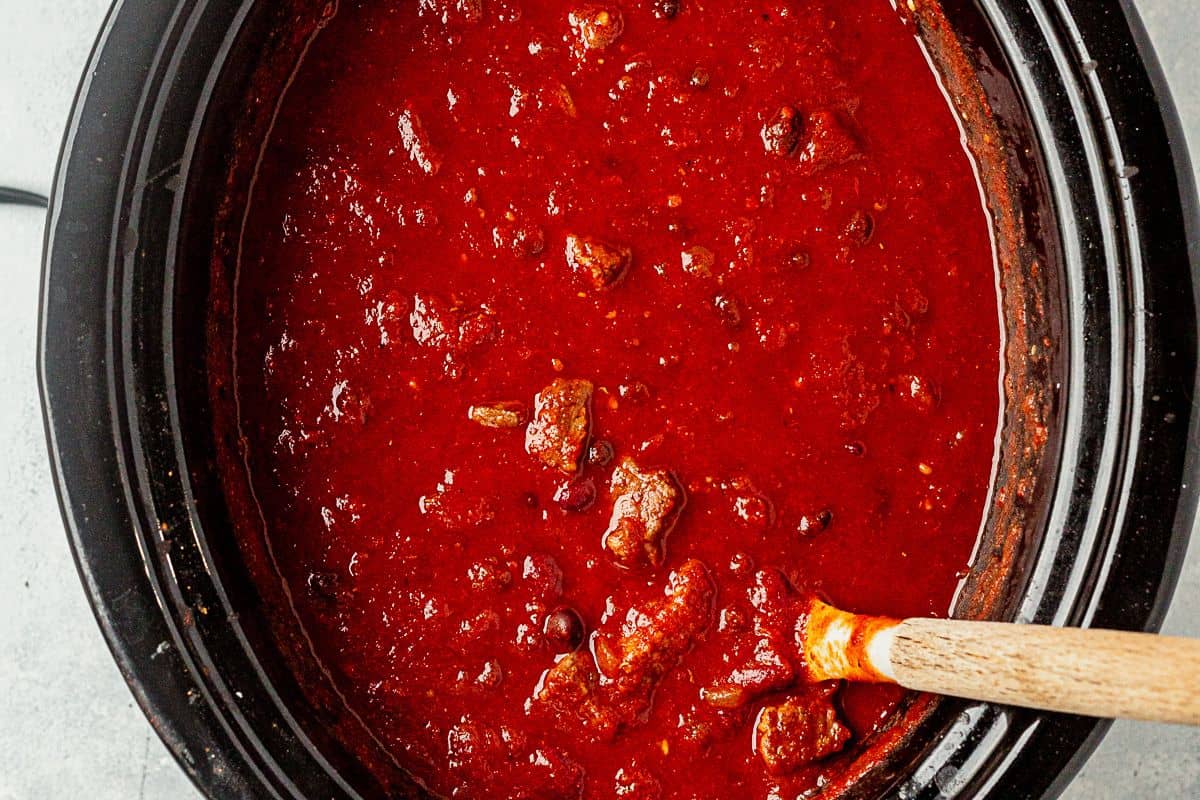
[230,0,1001,796]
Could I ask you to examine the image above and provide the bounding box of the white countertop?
[0,1,1196,797]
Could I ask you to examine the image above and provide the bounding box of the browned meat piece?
[565,234,631,289]
[409,293,497,366]
[761,105,802,156]
[568,6,624,54]
[755,685,851,774]
[532,651,620,740]
[602,458,684,569]
[456,308,497,350]
[595,559,714,691]
[397,106,441,176]
[533,562,714,740]
[703,570,800,707]
[797,110,862,174]
[703,637,794,709]
[468,401,526,429]
[409,292,456,348]
[525,378,593,473]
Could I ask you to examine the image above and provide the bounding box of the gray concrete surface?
[0,1,1196,798]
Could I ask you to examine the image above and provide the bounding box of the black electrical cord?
[0,186,49,208]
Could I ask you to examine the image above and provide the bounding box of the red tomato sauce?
[228,0,1001,796]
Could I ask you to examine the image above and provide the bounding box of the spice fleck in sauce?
[229,0,1001,796]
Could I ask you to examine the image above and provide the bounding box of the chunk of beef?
[468,401,526,429]
[409,293,497,365]
[701,638,793,709]
[603,458,684,569]
[754,685,851,775]
[565,234,632,289]
[797,110,862,174]
[761,105,802,156]
[568,6,624,54]
[703,570,800,707]
[532,561,714,739]
[532,651,621,740]
[595,559,715,691]
[409,293,457,348]
[525,378,593,473]
[457,310,497,351]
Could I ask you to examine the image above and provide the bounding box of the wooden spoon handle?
[875,619,1200,725]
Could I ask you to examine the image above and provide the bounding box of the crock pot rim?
[38,1,1199,798]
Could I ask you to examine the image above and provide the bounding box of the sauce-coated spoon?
[804,600,1200,725]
